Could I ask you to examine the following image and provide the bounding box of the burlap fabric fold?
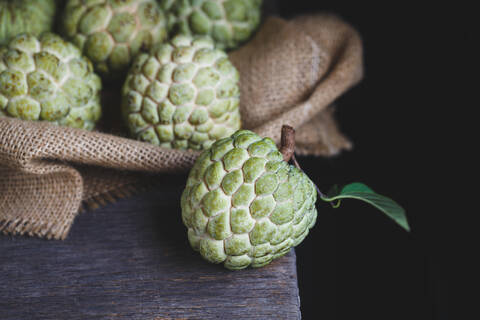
[0,14,363,239]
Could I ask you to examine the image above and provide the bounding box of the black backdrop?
[274,1,451,319]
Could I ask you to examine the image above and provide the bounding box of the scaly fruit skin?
[62,0,168,77]
[122,35,241,150]
[181,130,317,270]
[161,0,262,50]
[0,33,102,130]
[0,0,56,45]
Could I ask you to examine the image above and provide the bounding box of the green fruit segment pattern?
[161,0,262,50]
[181,130,317,269]
[62,0,168,77]
[0,0,56,45]
[122,35,241,150]
[0,33,102,130]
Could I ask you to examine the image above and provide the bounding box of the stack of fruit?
[0,0,262,141]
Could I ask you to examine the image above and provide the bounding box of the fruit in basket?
[0,0,56,45]
[160,0,262,50]
[122,35,241,150]
[0,33,102,130]
[180,129,318,269]
[61,0,168,78]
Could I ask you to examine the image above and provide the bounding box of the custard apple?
[61,0,168,77]
[161,0,262,50]
[122,35,241,150]
[0,33,102,130]
[0,0,56,45]
[180,130,318,270]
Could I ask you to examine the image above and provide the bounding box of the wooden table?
[0,180,301,319]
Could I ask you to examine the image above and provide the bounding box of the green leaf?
[320,182,410,231]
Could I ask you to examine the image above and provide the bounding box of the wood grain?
[0,178,301,320]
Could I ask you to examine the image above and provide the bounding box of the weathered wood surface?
[0,179,301,320]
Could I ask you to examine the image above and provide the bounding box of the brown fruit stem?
[279,125,296,163]
[280,125,325,199]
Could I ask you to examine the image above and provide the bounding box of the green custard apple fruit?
[122,35,241,150]
[180,130,317,269]
[61,0,168,78]
[161,0,262,50]
[0,0,56,45]
[0,33,102,130]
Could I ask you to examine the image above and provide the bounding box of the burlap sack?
[0,14,363,239]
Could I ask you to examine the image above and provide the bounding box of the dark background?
[274,1,452,319]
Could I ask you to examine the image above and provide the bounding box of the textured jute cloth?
[0,14,363,239]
